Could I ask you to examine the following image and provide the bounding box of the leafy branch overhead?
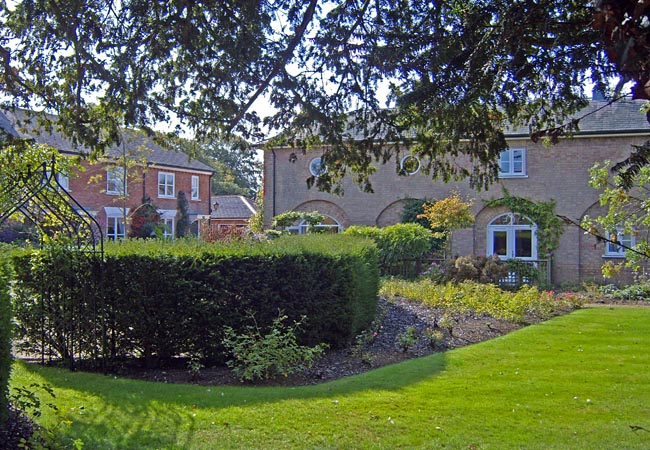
[1,1,648,191]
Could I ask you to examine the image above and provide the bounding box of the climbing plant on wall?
[484,189,564,256]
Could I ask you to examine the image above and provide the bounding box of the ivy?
[484,188,564,255]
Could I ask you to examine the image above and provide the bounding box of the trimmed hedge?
[343,223,433,275]
[0,244,15,426]
[11,235,379,366]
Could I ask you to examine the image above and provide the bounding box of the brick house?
[1,109,214,240]
[209,195,257,230]
[263,100,650,285]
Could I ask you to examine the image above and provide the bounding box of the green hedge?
[0,244,15,426]
[11,235,379,366]
[343,223,433,275]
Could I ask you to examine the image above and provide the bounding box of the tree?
[583,161,650,277]
[0,138,83,240]
[417,192,475,257]
[189,139,260,197]
[128,197,162,238]
[0,1,647,192]
[176,191,190,238]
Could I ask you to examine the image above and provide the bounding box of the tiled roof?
[275,99,650,143]
[211,195,256,219]
[0,109,214,173]
[505,99,650,136]
[0,113,19,138]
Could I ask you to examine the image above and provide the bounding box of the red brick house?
[209,195,257,230]
[1,109,214,240]
[263,100,650,285]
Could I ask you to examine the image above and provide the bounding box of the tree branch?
[227,0,319,132]
[557,214,650,259]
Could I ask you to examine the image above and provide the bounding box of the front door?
[487,214,537,261]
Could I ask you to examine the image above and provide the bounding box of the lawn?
[10,307,650,449]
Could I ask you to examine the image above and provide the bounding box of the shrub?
[424,327,445,349]
[10,234,379,367]
[0,244,14,427]
[271,211,324,234]
[396,326,418,352]
[344,223,432,275]
[380,278,565,323]
[128,199,162,238]
[443,255,508,284]
[601,283,650,300]
[203,225,250,243]
[222,313,328,381]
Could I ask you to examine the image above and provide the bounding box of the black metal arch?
[0,157,103,256]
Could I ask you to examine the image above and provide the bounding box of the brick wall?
[264,134,649,285]
[66,159,211,236]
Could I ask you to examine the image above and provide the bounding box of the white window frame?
[604,228,635,258]
[159,209,176,240]
[285,215,342,235]
[106,167,126,195]
[487,213,538,261]
[56,173,69,191]
[191,175,200,200]
[44,171,70,191]
[498,148,527,178]
[104,207,129,241]
[158,172,176,198]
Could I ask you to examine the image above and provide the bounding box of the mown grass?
[10,307,650,449]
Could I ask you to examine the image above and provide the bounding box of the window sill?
[158,195,176,199]
[498,174,529,179]
[602,254,626,259]
[105,192,125,196]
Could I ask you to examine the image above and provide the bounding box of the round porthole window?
[401,155,421,175]
[309,157,326,176]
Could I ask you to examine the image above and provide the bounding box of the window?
[106,216,125,241]
[44,171,69,191]
[106,167,126,195]
[400,155,421,175]
[605,228,635,258]
[191,175,199,200]
[56,173,69,191]
[159,209,176,239]
[285,215,342,235]
[498,148,527,178]
[158,172,175,198]
[309,157,326,177]
[487,213,537,260]
[104,207,129,241]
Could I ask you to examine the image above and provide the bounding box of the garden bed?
[112,295,569,387]
[21,293,645,388]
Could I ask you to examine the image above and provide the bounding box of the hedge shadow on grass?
[15,353,448,449]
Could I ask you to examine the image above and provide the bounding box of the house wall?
[65,159,211,237]
[264,134,649,286]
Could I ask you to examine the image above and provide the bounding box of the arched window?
[487,213,537,260]
[285,214,342,235]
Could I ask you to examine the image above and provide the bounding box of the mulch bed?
[112,296,558,387]
[18,296,649,388]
